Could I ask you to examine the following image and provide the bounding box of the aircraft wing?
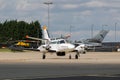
[26,35,48,41]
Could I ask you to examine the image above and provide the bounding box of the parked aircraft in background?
[75,30,109,50]
[26,25,86,59]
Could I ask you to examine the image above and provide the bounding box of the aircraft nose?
[69,44,75,49]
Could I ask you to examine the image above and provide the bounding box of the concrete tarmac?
[0,51,120,80]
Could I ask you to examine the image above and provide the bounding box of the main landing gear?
[69,54,79,59]
[75,54,78,59]
[75,51,80,59]
[42,53,79,59]
[69,55,72,59]
[42,53,46,59]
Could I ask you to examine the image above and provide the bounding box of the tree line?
[0,20,42,43]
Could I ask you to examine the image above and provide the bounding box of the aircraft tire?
[69,55,71,59]
[75,54,78,59]
[83,51,86,54]
[42,54,46,59]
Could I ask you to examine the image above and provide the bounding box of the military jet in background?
[75,30,109,50]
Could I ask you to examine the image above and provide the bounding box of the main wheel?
[42,54,46,59]
[75,54,78,59]
[69,55,71,59]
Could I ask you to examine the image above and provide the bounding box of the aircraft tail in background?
[82,30,109,43]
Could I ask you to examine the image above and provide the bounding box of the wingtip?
[26,35,29,38]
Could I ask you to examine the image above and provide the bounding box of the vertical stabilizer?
[82,30,109,43]
[42,25,51,41]
[92,30,109,42]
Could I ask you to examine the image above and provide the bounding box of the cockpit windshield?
[59,40,65,44]
[50,39,66,44]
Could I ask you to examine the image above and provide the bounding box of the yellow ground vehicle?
[15,41,30,47]
[9,40,39,51]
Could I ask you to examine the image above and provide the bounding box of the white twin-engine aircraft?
[26,25,86,59]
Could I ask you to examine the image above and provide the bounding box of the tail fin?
[42,25,51,41]
[83,30,109,43]
[91,30,109,43]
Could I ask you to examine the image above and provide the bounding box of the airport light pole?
[70,26,72,36]
[115,23,117,42]
[102,24,108,30]
[91,24,94,39]
[69,25,74,41]
[44,2,53,29]
[69,25,72,41]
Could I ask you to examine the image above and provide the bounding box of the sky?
[0,0,120,42]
